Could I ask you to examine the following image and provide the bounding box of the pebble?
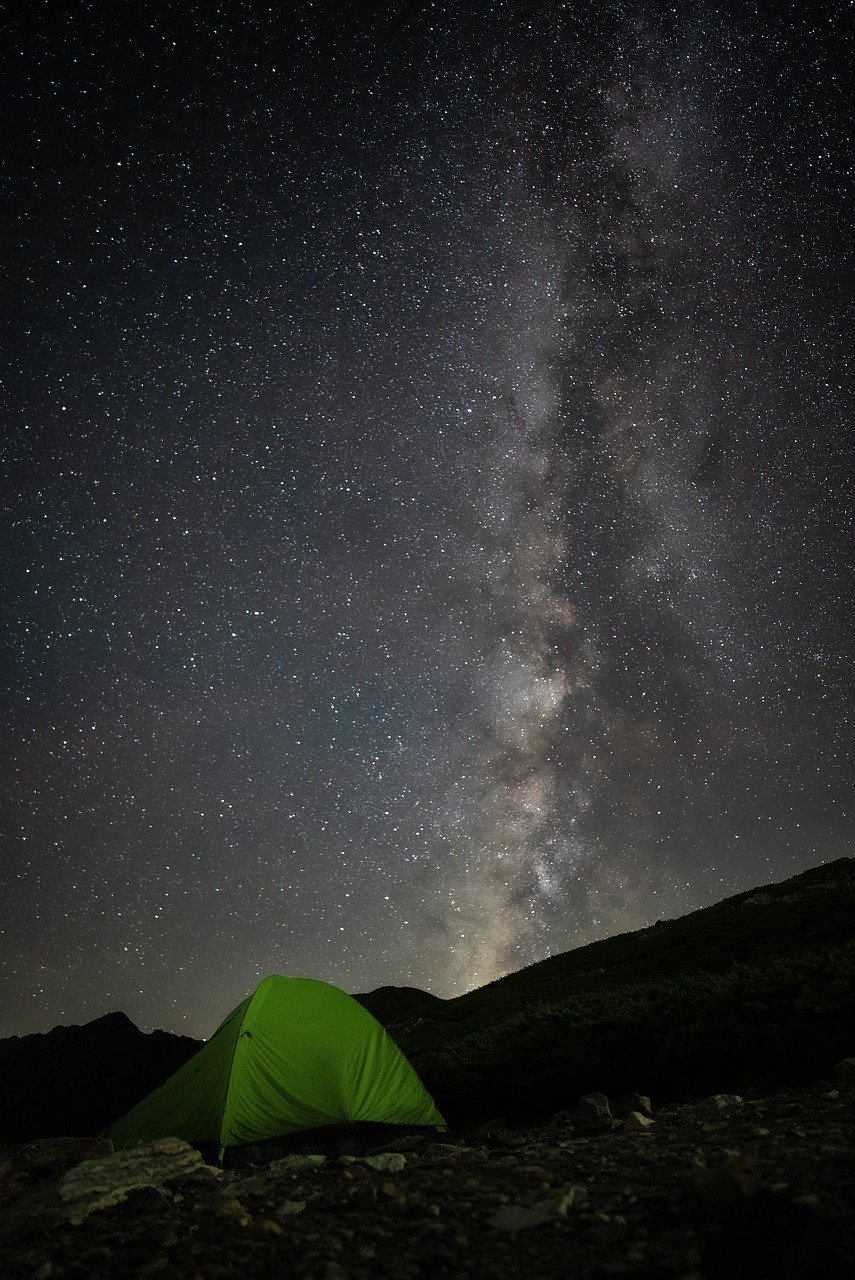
[277,1199,306,1217]
[358,1153,407,1172]
[699,1094,744,1112]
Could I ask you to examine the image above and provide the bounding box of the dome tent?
[105,976,446,1161]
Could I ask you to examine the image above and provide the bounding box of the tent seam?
[217,975,271,1160]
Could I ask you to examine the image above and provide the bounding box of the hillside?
[395,858,855,1057]
[394,858,855,1122]
[352,984,445,1034]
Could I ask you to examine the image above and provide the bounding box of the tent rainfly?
[104,975,446,1159]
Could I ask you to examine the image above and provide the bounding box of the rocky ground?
[1,1078,853,1280]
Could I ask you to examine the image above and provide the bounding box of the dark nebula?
[2,2,850,1035]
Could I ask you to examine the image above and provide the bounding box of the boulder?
[58,1137,219,1224]
[835,1058,855,1088]
[611,1094,652,1118]
[579,1092,612,1120]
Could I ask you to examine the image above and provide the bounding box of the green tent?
[105,975,446,1159]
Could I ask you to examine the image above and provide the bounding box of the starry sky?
[2,2,851,1037]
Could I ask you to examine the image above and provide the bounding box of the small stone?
[699,1094,743,1113]
[625,1111,655,1131]
[173,1165,221,1187]
[268,1153,326,1175]
[835,1058,855,1088]
[216,1195,251,1225]
[488,1185,586,1231]
[149,1136,192,1155]
[262,1217,284,1233]
[359,1153,407,1172]
[277,1199,306,1217]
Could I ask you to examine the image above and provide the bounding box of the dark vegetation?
[412,943,855,1125]
[385,857,855,1124]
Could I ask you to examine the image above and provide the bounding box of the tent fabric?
[104,976,446,1158]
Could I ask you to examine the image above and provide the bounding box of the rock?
[488,1185,587,1231]
[425,1143,467,1159]
[611,1093,652,1118]
[57,1136,217,1224]
[172,1164,221,1187]
[267,1153,326,1175]
[277,1199,306,1217]
[261,1217,283,1234]
[834,1058,855,1088]
[625,1111,655,1131]
[700,1094,744,1113]
[579,1092,612,1121]
[694,1160,759,1208]
[14,1137,114,1172]
[214,1195,251,1225]
[577,1092,614,1132]
[0,1156,11,1179]
[359,1153,407,1172]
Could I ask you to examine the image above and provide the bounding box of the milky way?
[2,3,850,1035]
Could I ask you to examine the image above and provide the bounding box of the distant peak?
[87,1011,139,1032]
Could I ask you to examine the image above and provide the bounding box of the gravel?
[1,1083,852,1279]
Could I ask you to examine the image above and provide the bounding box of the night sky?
[2,2,851,1038]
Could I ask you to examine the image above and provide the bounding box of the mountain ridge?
[2,856,850,1140]
[361,856,855,1054]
